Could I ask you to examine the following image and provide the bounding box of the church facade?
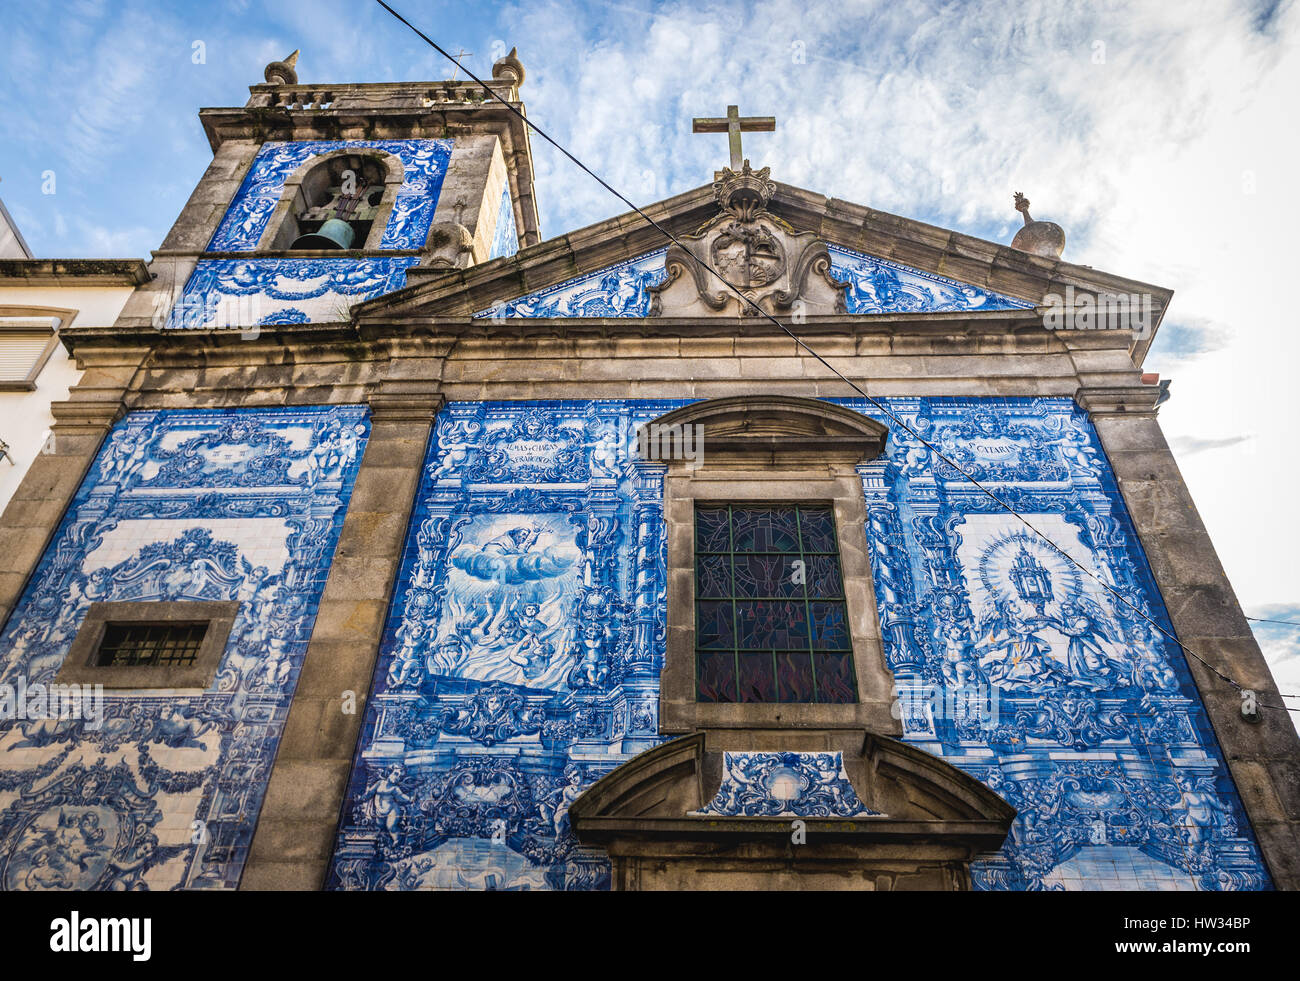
[0,51,1295,892]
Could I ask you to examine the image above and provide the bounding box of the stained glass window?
[695,504,857,703]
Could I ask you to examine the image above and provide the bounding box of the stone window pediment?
[569,731,1016,891]
[638,395,887,469]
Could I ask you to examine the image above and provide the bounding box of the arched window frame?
[639,395,897,734]
[256,148,407,252]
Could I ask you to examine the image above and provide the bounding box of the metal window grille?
[95,622,208,668]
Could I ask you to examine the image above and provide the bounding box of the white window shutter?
[0,332,54,382]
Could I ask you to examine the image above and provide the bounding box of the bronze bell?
[291,218,355,250]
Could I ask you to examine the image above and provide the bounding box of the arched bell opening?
[260,150,405,252]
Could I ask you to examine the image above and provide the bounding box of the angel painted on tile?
[538,766,586,838]
[567,621,611,690]
[387,619,431,689]
[98,426,152,487]
[974,600,1069,692]
[503,602,558,682]
[1171,771,1232,866]
[230,558,276,642]
[429,418,483,481]
[363,763,415,850]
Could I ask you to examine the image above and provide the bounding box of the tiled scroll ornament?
[690,751,882,818]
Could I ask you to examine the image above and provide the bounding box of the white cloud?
[1249,604,1300,732]
[498,0,1300,623]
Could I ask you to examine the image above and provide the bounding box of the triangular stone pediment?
[466,165,1031,320]
[353,172,1171,361]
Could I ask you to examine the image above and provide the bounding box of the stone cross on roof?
[449,48,473,81]
[692,105,775,170]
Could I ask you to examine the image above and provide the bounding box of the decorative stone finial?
[1010,191,1065,258]
[264,50,300,86]
[491,47,525,87]
[712,160,776,223]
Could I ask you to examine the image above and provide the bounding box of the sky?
[2,0,1298,715]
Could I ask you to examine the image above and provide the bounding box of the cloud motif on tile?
[691,751,881,818]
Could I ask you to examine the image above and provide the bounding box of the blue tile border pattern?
[163,256,420,329]
[0,405,370,890]
[207,139,453,252]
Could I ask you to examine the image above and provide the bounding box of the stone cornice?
[367,386,445,423]
[1074,384,1164,416]
[57,308,1071,357]
[0,259,151,288]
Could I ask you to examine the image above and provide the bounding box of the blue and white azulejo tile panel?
[329,400,683,891]
[208,139,453,252]
[489,186,519,260]
[164,257,419,329]
[471,245,1030,319]
[827,246,1033,314]
[845,396,1270,890]
[473,250,668,319]
[328,396,1269,891]
[691,751,881,818]
[0,406,369,890]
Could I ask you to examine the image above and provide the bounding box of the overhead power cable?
[1245,615,1300,629]
[373,0,1298,714]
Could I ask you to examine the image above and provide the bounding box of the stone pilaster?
[0,344,147,629]
[240,386,442,890]
[1081,385,1300,890]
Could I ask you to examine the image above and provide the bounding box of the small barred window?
[95,622,208,668]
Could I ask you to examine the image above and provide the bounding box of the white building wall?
[0,285,135,513]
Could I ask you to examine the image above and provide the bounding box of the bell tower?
[123,48,540,332]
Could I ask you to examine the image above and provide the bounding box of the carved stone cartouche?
[648,161,847,317]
